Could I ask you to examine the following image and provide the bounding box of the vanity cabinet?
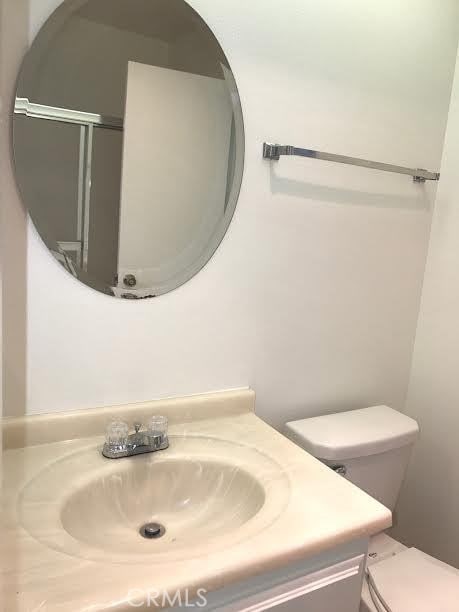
[184,541,368,612]
[221,554,365,612]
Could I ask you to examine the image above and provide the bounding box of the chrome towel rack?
[262,143,440,183]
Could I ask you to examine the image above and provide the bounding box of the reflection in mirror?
[13,0,244,298]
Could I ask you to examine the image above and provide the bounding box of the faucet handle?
[148,415,169,449]
[105,419,129,450]
[148,415,168,435]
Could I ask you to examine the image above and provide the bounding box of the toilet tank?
[285,406,419,510]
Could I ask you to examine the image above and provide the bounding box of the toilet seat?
[361,535,459,612]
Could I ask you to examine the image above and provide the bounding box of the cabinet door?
[220,554,365,612]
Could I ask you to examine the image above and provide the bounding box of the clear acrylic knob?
[148,415,168,448]
[105,419,129,450]
[149,415,168,436]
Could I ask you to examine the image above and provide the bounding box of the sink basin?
[62,457,265,554]
[19,435,290,563]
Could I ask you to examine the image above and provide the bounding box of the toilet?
[285,406,459,612]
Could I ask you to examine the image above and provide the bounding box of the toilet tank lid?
[285,406,419,461]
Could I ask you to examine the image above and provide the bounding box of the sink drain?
[139,522,166,539]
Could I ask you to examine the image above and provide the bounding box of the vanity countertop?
[1,390,391,611]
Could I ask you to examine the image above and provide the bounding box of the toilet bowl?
[285,406,459,611]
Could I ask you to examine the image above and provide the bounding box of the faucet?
[102,416,169,459]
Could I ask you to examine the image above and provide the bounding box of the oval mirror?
[13,0,244,298]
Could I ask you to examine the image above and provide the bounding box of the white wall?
[1,0,28,418]
[0,0,4,427]
[2,0,458,425]
[394,46,459,568]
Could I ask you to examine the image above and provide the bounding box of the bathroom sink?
[62,457,265,553]
[19,435,290,564]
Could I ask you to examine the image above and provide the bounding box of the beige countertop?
[1,390,391,611]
